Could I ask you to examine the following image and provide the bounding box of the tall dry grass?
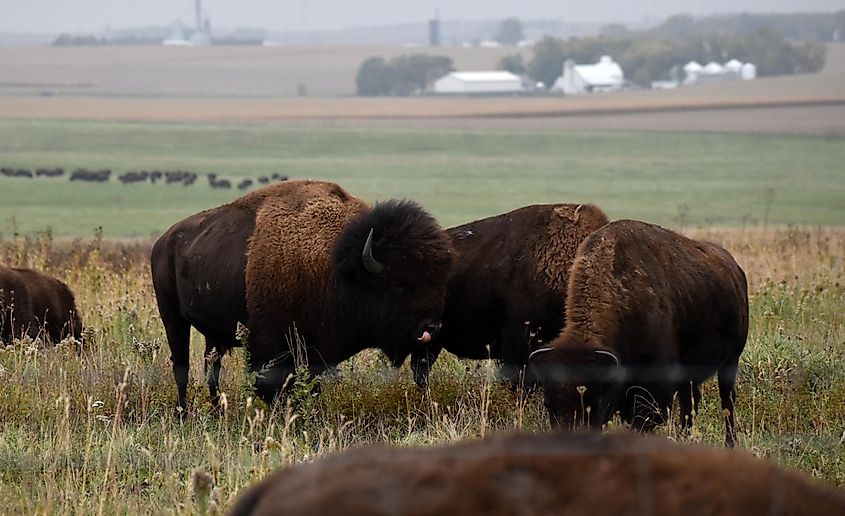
[0,227,843,513]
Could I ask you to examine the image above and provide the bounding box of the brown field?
[0,45,528,98]
[0,44,843,134]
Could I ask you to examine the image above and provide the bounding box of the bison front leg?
[677,381,702,437]
[718,358,740,448]
[248,334,295,406]
[204,340,224,408]
[411,344,441,388]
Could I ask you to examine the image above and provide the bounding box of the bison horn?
[594,350,620,366]
[362,228,385,274]
[529,347,555,360]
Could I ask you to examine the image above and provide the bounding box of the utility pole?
[195,0,203,32]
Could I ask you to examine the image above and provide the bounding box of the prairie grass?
[0,226,843,513]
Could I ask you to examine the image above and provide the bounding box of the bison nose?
[423,321,442,337]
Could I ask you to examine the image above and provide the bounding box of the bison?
[151,180,453,412]
[529,220,749,446]
[0,265,82,344]
[228,432,845,516]
[410,204,608,388]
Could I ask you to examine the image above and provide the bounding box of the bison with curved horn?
[529,220,748,446]
[151,180,453,412]
[410,203,608,388]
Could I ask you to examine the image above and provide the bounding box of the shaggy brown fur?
[530,220,749,446]
[151,180,453,410]
[228,432,844,516]
[411,203,608,387]
[0,264,82,344]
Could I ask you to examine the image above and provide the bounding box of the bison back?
[228,432,844,516]
[440,203,608,361]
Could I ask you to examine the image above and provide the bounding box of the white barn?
[552,56,624,95]
[433,71,524,95]
[683,59,756,85]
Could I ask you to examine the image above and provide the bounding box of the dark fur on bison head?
[530,345,625,430]
[333,199,454,367]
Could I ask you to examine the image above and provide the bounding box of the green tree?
[527,35,566,88]
[388,54,453,96]
[494,18,524,46]
[497,54,526,75]
[356,57,392,96]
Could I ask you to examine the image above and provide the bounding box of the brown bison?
[410,203,608,387]
[228,432,845,516]
[0,265,82,344]
[530,220,749,446]
[151,180,453,411]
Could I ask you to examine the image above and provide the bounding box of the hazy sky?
[1,0,842,33]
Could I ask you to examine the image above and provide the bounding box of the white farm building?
[433,71,524,95]
[552,55,625,95]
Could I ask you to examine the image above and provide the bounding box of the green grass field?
[1,118,843,238]
[1,228,843,513]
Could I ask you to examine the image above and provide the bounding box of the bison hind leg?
[161,309,191,418]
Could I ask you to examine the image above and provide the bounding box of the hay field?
[0,227,842,513]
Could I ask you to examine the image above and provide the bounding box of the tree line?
[524,26,827,89]
[355,10,836,95]
[356,55,454,96]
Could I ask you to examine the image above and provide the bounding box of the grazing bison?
[0,265,82,344]
[36,168,64,178]
[151,180,453,411]
[410,204,608,388]
[228,432,845,516]
[530,220,748,446]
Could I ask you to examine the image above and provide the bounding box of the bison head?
[529,344,624,430]
[333,199,453,365]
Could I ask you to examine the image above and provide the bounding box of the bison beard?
[228,432,845,516]
[151,180,452,413]
[529,220,749,446]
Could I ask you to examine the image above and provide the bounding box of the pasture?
[1,119,844,238]
[0,227,842,513]
[0,41,844,515]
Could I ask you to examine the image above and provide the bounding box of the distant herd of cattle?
[2,179,842,514]
[0,167,288,190]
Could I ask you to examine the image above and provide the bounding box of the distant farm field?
[0,118,843,238]
[0,44,844,133]
[0,45,529,98]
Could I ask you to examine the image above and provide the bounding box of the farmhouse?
[433,71,524,95]
[552,55,624,94]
